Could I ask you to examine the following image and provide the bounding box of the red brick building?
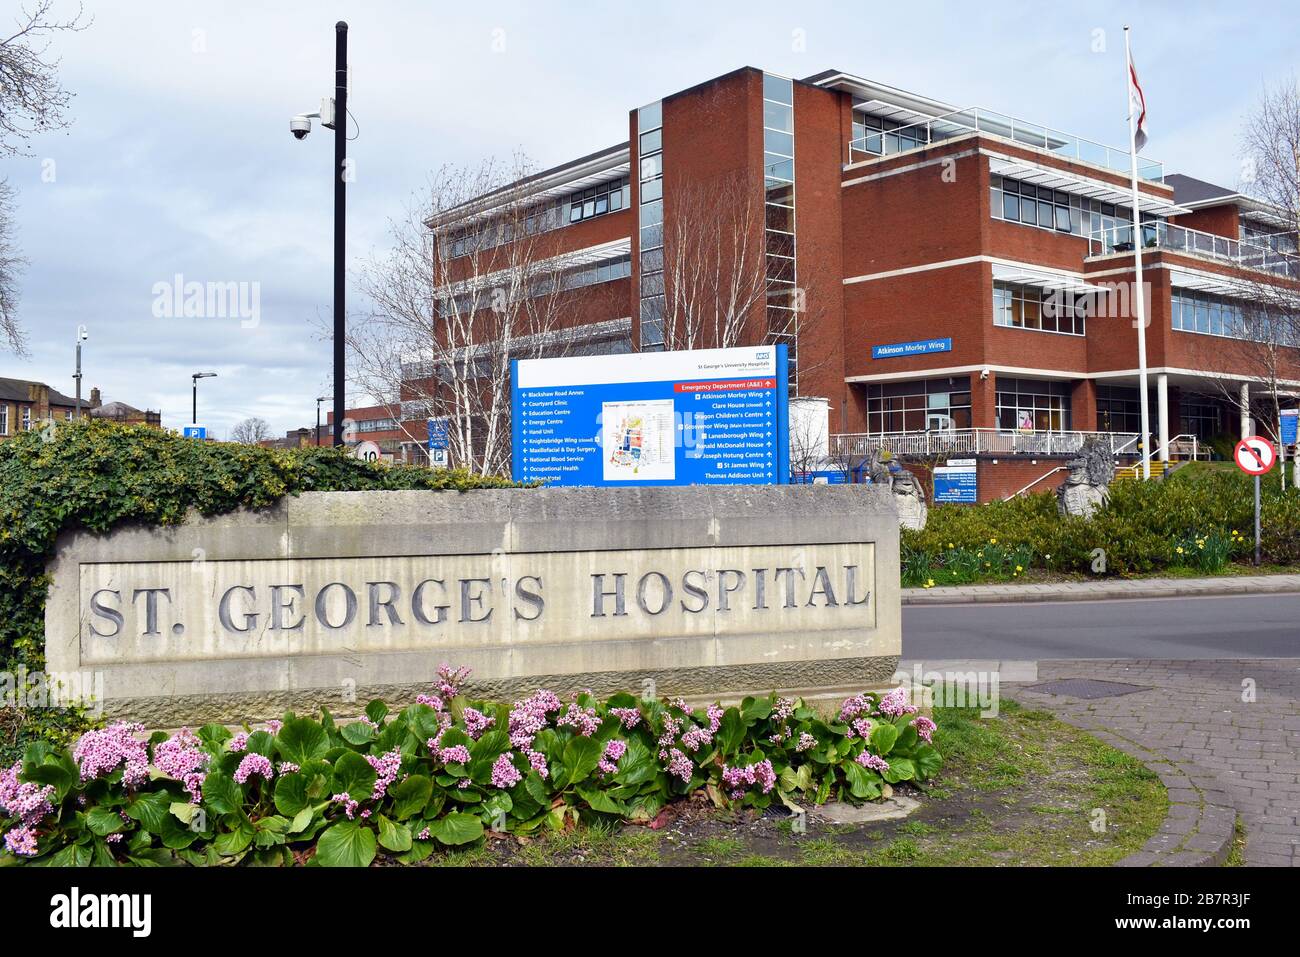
[414,67,1299,498]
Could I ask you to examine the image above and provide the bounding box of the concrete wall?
[45,486,901,725]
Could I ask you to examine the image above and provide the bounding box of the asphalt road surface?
[902,592,1300,660]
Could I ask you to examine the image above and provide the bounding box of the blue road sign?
[1281,410,1297,446]
[511,345,790,486]
[427,417,449,451]
[933,462,978,503]
[183,425,206,440]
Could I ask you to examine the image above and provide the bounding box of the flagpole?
[1124,24,1152,480]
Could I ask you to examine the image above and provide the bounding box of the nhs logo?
[755,350,771,360]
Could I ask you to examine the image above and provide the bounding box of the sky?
[1,0,1298,438]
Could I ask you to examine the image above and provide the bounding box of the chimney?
[89,387,102,409]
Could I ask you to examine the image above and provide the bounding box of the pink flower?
[878,687,918,718]
[598,739,628,776]
[73,722,150,788]
[556,702,600,737]
[463,707,495,739]
[856,752,890,773]
[278,762,299,775]
[233,753,274,784]
[665,748,693,785]
[439,745,471,765]
[265,720,283,735]
[4,825,38,857]
[772,697,796,723]
[796,732,817,752]
[152,728,209,803]
[609,707,642,730]
[331,792,359,819]
[508,690,562,749]
[366,749,402,800]
[525,749,549,779]
[839,694,871,723]
[720,760,776,799]
[912,716,937,744]
[852,718,874,739]
[436,664,472,699]
[228,731,251,753]
[491,753,522,789]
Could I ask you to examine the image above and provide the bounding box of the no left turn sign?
[1234,436,1276,476]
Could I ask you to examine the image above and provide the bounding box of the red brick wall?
[1172,204,1239,240]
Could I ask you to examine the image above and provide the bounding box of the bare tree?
[353,154,588,477]
[0,0,90,155]
[0,2,90,354]
[1197,79,1300,489]
[659,173,769,350]
[0,180,23,354]
[229,417,272,445]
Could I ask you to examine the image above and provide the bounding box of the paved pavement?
[1006,659,1300,867]
[899,579,1300,866]
[903,572,1300,605]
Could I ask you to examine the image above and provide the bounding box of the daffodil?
[1176,546,1184,554]
[1015,565,1023,572]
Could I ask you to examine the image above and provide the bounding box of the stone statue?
[868,448,928,530]
[1056,437,1114,518]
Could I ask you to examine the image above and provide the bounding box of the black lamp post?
[315,395,329,446]
[191,372,217,426]
[291,21,349,447]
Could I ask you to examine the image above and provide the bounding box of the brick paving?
[1007,658,1300,866]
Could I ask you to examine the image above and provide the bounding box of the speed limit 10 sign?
[1234,436,1277,476]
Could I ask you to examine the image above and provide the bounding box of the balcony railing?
[1088,222,1300,280]
[850,106,1163,182]
[830,428,1141,459]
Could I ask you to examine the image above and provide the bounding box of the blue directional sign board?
[427,417,449,451]
[933,460,978,503]
[872,338,952,360]
[511,345,790,486]
[1282,410,1298,446]
[182,425,206,440]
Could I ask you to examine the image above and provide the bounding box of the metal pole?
[332,21,348,447]
[1124,26,1152,481]
[316,398,322,447]
[192,377,198,425]
[1254,474,1262,566]
[74,340,82,419]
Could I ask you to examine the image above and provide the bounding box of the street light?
[191,372,217,426]
[73,325,88,419]
[290,21,349,447]
[315,396,329,446]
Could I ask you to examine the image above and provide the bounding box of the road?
[902,592,1300,660]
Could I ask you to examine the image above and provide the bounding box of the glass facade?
[995,377,1071,432]
[763,74,798,369]
[866,377,972,434]
[1180,398,1223,440]
[991,174,1161,242]
[993,282,1086,336]
[440,253,630,316]
[1096,385,1142,434]
[445,177,631,260]
[637,101,666,351]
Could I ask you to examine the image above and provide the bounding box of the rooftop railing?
[850,106,1164,182]
[1088,222,1300,280]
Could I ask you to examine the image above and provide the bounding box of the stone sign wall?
[45,486,901,724]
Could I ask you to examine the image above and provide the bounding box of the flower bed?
[0,666,940,867]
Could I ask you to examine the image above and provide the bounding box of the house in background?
[0,377,162,440]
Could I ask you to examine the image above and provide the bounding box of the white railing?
[830,428,1141,459]
[1088,222,1300,280]
[850,106,1163,182]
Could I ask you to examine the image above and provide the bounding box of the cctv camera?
[290,115,312,140]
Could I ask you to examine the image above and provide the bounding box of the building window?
[21,407,32,431]
[440,253,631,316]
[0,405,7,435]
[1169,288,1277,341]
[995,377,1071,432]
[1180,398,1222,440]
[1096,385,1142,434]
[851,112,927,159]
[763,73,798,371]
[993,282,1086,336]
[637,101,665,351]
[866,377,972,434]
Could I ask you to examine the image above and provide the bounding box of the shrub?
[0,667,940,866]
[0,420,513,761]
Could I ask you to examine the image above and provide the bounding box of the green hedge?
[0,420,513,758]
[903,467,1299,585]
